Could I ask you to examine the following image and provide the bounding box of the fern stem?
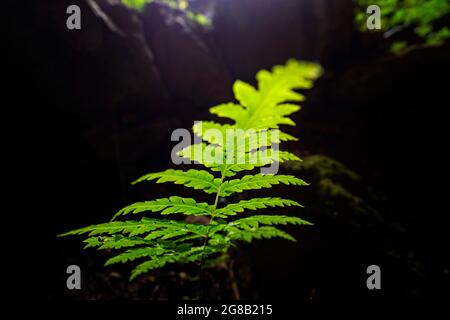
[198,168,227,298]
[209,164,228,224]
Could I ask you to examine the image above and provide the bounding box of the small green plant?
[122,0,210,25]
[59,60,322,281]
[355,0,450,52]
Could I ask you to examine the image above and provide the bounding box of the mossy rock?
[284,155,383,229]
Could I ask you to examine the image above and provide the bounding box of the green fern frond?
[177,143,224,168]
[225,60,322,131]
[230,215,312,228]
[59,59,322,281]
[227,226,297,242]
[83,235,151,250]
[219,174,308,197]
[58,219,156,237]
[59,217,209,238]
[112,196,213,220]
[205,149,300,177]
[105,246,166,266]
[130,255,175,280]
[192,121,233,145]
[129,244,225,280]
[279,131,298,141]
[132,169,221,194]
[129,246,199,280]
[215,198,303,217]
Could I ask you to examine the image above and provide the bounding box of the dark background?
[6,0,450,300]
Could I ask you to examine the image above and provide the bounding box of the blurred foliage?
[121,0,210,25]
[355,0,450,53]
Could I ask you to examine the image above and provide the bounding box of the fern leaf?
[132,169,221,194]
[105,246,165,266]
[232,80,259,114]
[277,151,301,162]
[210,149,301,178]
[58,220,156,237]
[219,174,308,196]
[113,196,213,220]
[208,149,292,177]
[215,197,303,217]
[177,143,225,169]
[207,59,322,132]
[176,143,299,174]
[209,102,249,124]
[227,226,297,242]
[59,217,210,239]
[192,121,232,145]
[129,246,218,280]
[191,123,298,156]
[129,256,174,280]
[279,131,298,141]
[230,215,312,227]
[82,237,103,249]
[83,235,151,250]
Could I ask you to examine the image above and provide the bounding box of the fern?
[355,0,450,52]
[59,59,322,281]
[113,197,214,220]
[133,169,221,193]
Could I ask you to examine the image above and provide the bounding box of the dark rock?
[212,0,354,81]
[141,2,234,108]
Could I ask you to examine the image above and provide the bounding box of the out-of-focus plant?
[355,0,450,53]
[59,60,322,282]
[121,0,210,25]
